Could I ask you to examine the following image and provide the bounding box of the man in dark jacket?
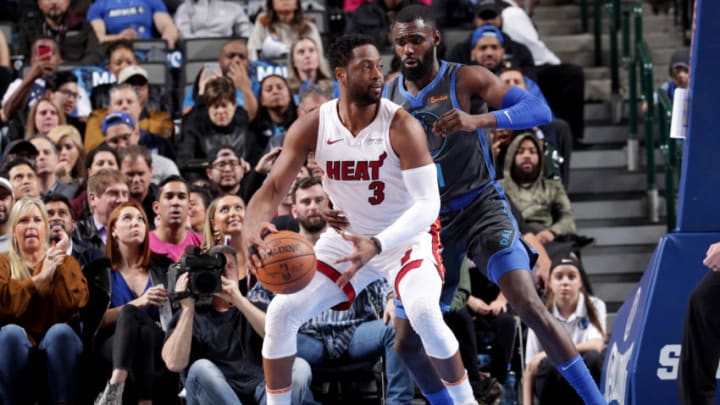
[43,193,103,268]
[446,0,535,79]
[15,0,103,65]
[73,169,129,251]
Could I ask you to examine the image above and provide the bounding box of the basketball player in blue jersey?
[383,5,607,405]
[243,35,477,405]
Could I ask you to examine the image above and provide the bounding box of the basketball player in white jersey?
[243,34,477,405]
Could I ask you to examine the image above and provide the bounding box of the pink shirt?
[149,230,203,262]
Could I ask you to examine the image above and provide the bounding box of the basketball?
[256,231,316,294]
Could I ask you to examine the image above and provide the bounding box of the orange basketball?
[257,231,316,294]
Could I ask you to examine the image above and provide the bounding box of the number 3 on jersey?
[368,181,385,205]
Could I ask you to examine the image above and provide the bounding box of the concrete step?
[594,281,637,304]
[568,169,664,194]
[576,223,666,246]
[583,124,633,144]
[572,197,666,220]
[570,147,663,169]
[582,248,653,275]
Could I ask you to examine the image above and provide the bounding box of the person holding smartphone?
[1,39,62,129]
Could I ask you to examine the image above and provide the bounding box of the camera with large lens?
[169,247,226,305]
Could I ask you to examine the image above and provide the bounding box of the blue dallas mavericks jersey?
[384,61,496,210]
[88,0,168,40]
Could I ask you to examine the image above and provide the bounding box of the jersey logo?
[411,110,447,158]
[326,152,387,205]
[327,138,343,145]
[429,95,449,103]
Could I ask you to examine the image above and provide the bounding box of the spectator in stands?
[2,38,61,127]
[497,68,573,186]
[118,65,174,139]
[446,0,535,77]
[500,132,575,244]
[174,0,252,38]
[187,185,211,234]
[4,159,41,198]
[70,145,120,219]
[201,195,250,292]
[0,196,88,405]
[45,71,88,133]
[73,169,130,250]
[93,200,175,405]
[43,193,104,268]
[661,48,690,102]
[88,0,180,49]
[250,74,297,150]
[162,244,315,405]
[99,111,179,185]
[179,76,256,172]
[264,84,330,155]
[182,38,259,120]
[477,0,586,142]
[523,256,606,405]
[119,145,158,227]
[0,30,10,98]
[86,83,176,159]
[204,146,271,203]
[149,175,203,262]
[47,125,85,186]
[249,177,417,404]
[286,36,339,102]
[1,140,38,171]
[24,97,64,139]
[29,135,78,199]
[15,0,103,65]
[247,0,324,61]
[0,177,14,252]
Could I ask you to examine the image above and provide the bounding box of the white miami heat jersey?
[316,98,417,237]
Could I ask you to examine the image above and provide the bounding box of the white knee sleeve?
[397,267,459,360]
[262,272,347,359]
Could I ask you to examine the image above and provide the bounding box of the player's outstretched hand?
[334,231,378,288]
[244,221,278,276]
[432,108,484,137]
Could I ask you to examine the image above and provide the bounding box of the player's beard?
[348,79,382,107]
[401,45,436,81]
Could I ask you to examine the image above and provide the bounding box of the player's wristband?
[370,236,383,255]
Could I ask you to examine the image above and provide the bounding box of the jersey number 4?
[368,181,385,205]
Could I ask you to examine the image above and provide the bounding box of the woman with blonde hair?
[48,124,87,185]
[94,201,174,405]
[24,96,66,139]
[286,36,338,101]
[0,197,88,404]
[247,0,323,61]
[202,195,250,293]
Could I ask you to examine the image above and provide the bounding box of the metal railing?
[656,90,681,231]
[600,1,664,223]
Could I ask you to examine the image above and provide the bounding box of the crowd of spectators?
[0,0,689,403]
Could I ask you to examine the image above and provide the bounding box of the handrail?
[581,0,589,33]
[656,90,679,231]
[606,1,620,95]
[638,40,660,222]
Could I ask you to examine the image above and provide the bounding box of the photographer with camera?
[94,201,177,405]
[162,245,315,405]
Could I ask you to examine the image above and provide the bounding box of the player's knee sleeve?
[398,270,458,359]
